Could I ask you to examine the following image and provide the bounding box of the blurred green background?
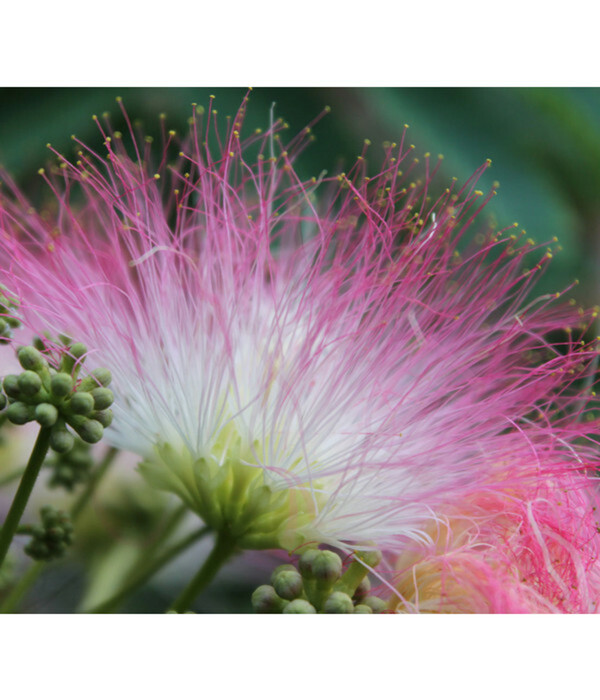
[1,87,599,612]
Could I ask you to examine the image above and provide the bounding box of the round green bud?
[92,368,112,387]
[90,387,114,410]
[72,418,103,444]
[362,596,387,613]
[354,604,373,614]
[251,585,286,613]
[94,409,113,428]
[50,429,75,454]
[69,392,95,415]
[3,374,21,398]
[69,343,88,359]
[282,599,317,614]
[272,569,304,601]
[51,372,73,397]
[47,527,64,542]
[35,403,59,427]
[6,401,33,425]
[312,550,343,584]
[6,317,20,329]
[17,370,42,396]
[355,549,383,568]
[270,564,297,579]
[32,336,46,351]
[0,393,6,411]
[323,591,354,614]
[17,346,46,371]
[0,319,7,335]
[298,548,320,578]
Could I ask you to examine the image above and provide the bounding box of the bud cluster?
[20,506,74,561]
[1,342,114,452]
[46,438,94,491]
[251,548,388,614]
[0,286,20,345]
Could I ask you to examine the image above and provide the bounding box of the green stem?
[0,427,52,569]
[168,531,237,613]
[70,446,118,521]
[88,526,211,613]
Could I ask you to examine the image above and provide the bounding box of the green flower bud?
[61,343,87,374]
[71,417,103,443]
[94,409,113,428]
[51,372,74,397]
[323,591,354,614]
[251,585,286,613]
[91,368,112,387]
[17,370,42,396]
[32,336,46,351]
[69,392,95,415]
[69,343,88,359]
[355,549,383,568]
[35,403,59,427]
[17,346,46,371]
[90,387,114,410]
[362,596,387,613]
[312,550,343,584]
[3,374,21,398]
[6,317,20,329]
[50,429,75,454]
[6,401,34,425]
[282,599,317,614]
[0,319,7,335]
[354,604,373,614]
[0,393,6,411]
[298,548,320,578]
[272,568,304,601]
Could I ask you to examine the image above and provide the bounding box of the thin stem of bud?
[0,427,52,569]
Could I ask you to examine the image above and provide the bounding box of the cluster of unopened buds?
[0,287,20,345]
[46,439,94,491]
[0,342,114,452]
[19,506,74,561]
[252,548,389,613]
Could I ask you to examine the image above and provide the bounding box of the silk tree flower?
[390,469,600,613]
[0,95,598,559]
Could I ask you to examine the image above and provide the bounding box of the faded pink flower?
[0,95,598,571]
[391,471,600,613]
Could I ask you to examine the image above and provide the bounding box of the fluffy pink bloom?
[391,471,600,613]
[0,95,598,565]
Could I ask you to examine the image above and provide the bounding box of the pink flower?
[390,471,600,613]
[0,95,598,562]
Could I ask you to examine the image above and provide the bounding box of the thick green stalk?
[168,531,237,613]
[0,427,52,569]
[88,526,211,613]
